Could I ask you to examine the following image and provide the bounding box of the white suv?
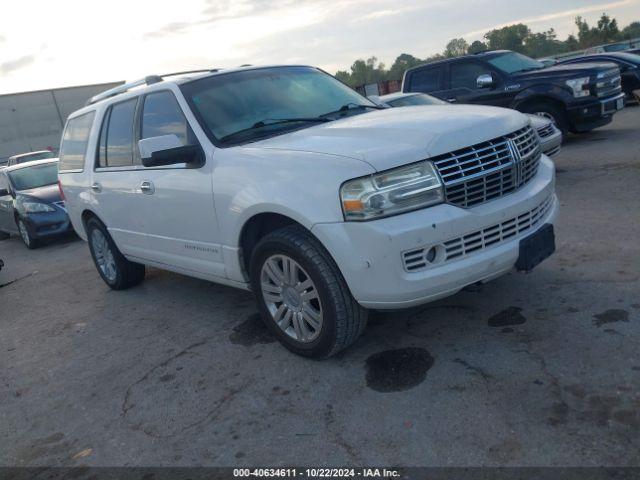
[58,66,558,358]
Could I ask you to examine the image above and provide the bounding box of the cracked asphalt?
[1,107,639,467]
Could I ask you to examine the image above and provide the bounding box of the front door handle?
[91,182,102,193]
[446,98,457,103]
[140,181,155,195]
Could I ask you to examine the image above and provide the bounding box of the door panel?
[444,61,513,107]
[0,174,15,233]
[133,90,224,277]
[91,97,152,258]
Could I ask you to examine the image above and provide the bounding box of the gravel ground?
[1,107,639,468]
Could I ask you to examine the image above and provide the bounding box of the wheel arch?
[511,93,566,112]
[238,212,324,279]
[80,209,107,239]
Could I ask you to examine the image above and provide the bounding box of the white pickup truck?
[58,65,558,358]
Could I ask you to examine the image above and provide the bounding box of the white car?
[58,65,558,358]
[373,92,562,157]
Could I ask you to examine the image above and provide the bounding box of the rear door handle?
[91,182,102,193]
[140,181,155,195]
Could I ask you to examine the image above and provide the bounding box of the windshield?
[181,66,376,145]
[487,52,545,74]
[387,93,446,107]
[8,162,59,191]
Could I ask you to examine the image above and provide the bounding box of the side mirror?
[477,73,495,89]
[0,188,9,197]
[138,135,201,168]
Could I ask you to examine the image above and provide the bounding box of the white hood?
[251,105,530,172]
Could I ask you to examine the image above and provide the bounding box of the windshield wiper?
[218,117,331,144]
[321,103,384,117]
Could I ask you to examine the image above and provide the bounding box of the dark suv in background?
[402,50,625,134]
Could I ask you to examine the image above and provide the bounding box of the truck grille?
[401,194,554,272]
[536,123,556,139]
[595,69,622,98]
[431,126,541,208]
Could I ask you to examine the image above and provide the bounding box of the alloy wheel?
[18,220,30,247]
[91,229,117,282]
[260,254,323,343]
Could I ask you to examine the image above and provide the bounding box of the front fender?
[212,147,375,248]
[509,85,572,110]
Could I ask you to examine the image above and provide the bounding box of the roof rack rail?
[86,68,220,105]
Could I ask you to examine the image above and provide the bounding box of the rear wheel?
[250,225,368,358]
[522,102,569,135]
[17,218,39,249]
[0,231,9,241]
[86,217,145,290]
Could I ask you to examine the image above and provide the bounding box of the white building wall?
[0,82,122,164]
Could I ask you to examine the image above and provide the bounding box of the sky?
[1,0,639,94]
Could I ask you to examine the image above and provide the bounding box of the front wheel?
[250,225,368,358]
[522,102,569,135]
[86,217,145,290]
[17,218,39,249]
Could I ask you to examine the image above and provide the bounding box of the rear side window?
[97,98,138,168]
[59,111,95,172]
[141,91,190,145]
[407,67,443,92]
[450,62,493,89]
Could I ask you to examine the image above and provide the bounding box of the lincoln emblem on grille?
[507,139,523,186]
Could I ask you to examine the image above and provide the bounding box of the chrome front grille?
[432,126,541,208]
[596,70,622,98]
[536,123,556,139]
[401,194,554,272]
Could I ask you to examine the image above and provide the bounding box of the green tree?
[484,24,530,52]
[620,21,640,39]
[334,70,352,85]
[387,53,424,81]
[524,28,562,57]
[443,38,469,57]
[467,40,487,54]
[346,57,387,87]
[575,14,621,48]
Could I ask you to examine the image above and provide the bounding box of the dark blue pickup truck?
[402,50,625,134]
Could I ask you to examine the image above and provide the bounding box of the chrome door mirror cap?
[477,74,495,89]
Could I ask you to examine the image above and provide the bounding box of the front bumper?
[22,207,73,239]
[566,93,625,131]
[312,155,557,309]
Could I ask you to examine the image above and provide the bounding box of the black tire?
[249,225,368,358]
[16,217,39,249]
[86,217,145,290]
[521,102,570,135]
[0,231,9,241]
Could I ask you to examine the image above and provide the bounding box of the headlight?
[340,161,444,221]
[22,202,55,213]
[566,77,591,98]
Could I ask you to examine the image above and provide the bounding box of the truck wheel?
[522,103,569,135]
[17,218,39,249]
[86,217,145,290]
[250,225,368,358]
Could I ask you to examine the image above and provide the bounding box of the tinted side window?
[408,67,443,92]
[450,62,492,89]
[98,98,137,168]
[59,111,96,172]
[141,91,191,145]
